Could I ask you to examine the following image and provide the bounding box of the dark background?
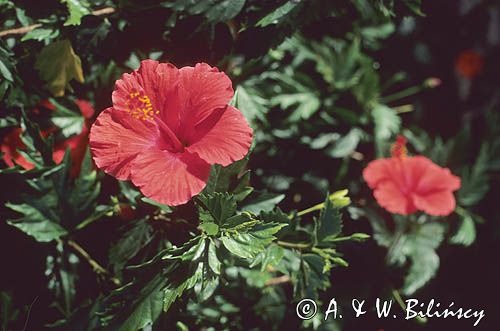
[1,1,499,330]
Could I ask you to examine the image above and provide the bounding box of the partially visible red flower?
[363,135,461,216]
[1,99,95,176]
[89,60,253,206]
[455,49,483,79]
[1,128,37,170]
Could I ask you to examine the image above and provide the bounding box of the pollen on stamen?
[125,90,158,121]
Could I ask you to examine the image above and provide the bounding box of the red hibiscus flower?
[363,135,461,216]
[1,99,94,176]
[455,49,483,79]
[89,60,253,206]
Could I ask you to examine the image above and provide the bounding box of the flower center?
[126,90,159,121]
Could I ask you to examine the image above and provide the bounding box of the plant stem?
[391,289,428,324]
[0,7,116,38]
[296,202,324,217]
[66,240,121,286]
[276,240,311,249]
[265,275,291,286]
[380,85,423,104]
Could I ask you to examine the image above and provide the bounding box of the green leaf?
[197,193,237,225]
[250,244,285,272]
[241,191,285,214]
[401,223,445,295]
[272,92,321,122]
[35,39,84,96]
[326,128,362,158]
[20,110,54,166]
[403,247,439,295]
[235,85,268,125]
[449,214,476,247]
[199,222,219,236]
[67,148,102,224]
[221,223,287,259]
[207,239,221,275]
[1,292,19,331]
[21,28,59,42]
[0,55,13,82]
[109,219,154,275]
[203,156,250,196]
[112,275,168,331]
[205,0,246,22]
[458,144,490,207]
[297,253,331,298]
[61,0,91,26]
[315,195,342,243]
[49,98,85,137]
[141,197,173,213]
[373,104,401,142]
[257,1,299,27]
[6,202,67,242]
[402,0,425,16]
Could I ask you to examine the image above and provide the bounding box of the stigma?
[391,135,408,159]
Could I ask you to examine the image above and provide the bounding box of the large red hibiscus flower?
[363,135,461,216]
[89,60,253,206]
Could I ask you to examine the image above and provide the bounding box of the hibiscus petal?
[178,63,233,129]
[1,128,34,170]
[362,158,394,189]
[412,190,457,216]
[373,180,417,215]
[89,107,158,180]
[130,148,211,206]
[112,60,183,130]
[112,62,156,113]
[411,156,461,193]
[185,106,253,166]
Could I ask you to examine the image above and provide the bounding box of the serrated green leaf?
[373,104,401,142]
[400,222,445,295]
[458,143,490,207]
[403,247,439,295]
[221,223,287,259]
[449,214,476,247]
[197,193,237,225]
[61,0,91,26]
[235,84,269,125]
[315,195,342,243]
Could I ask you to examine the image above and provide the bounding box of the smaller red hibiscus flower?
[89,60,253,206]
[1,99,94,176]
[363,135,461,216]
[455,49,483,79]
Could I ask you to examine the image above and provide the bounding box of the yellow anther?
[126,91,158,121]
